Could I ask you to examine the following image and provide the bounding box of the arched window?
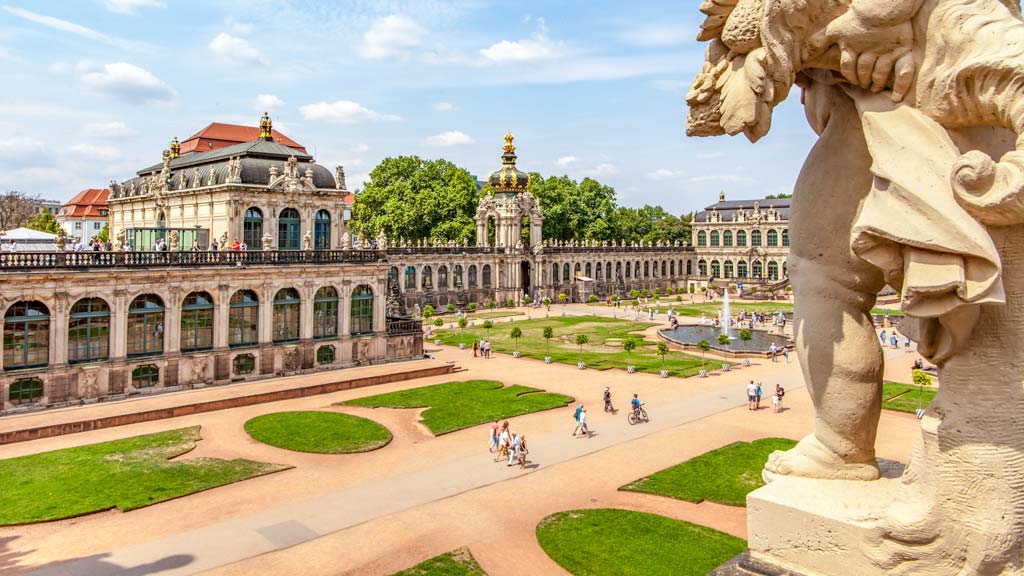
[751,230,762,247]
[710,260,721,278]
[229,290,259,347]
[697,230,707,247]
[454,265,464,288]
[616,262,623,279]
[421,265,433,290]
[68,298,109,363]
[438,265,449,289]
[468,265,478,287]
[181,292,214,352]
[314,210,331,250]
[278,208,301,250]
[625,260,631,278]
[634,261,641,278]
[767,261,779,280]
[752,260,763,277]
[272,288,301,343]
[605,262,612,279]
[574,263,581,279]
[698,259,707,276]
[782,229,790,247]
[594,262,601,280]
[156,210,166,229]
[724,260,734,278]
[388,266,398,288]
[128,294,164,357]
[244,207,263,250]
[482,265,492,287]
[351,285,374,336]
[586,263,593,278]
[563,263,570,283]
[671,261,676,276]
[9,377,43,405]
[644,261,650,278]
[314,286,339,339]
[687,260,693,275]
[710,231,720,247]
[405,266,416,290]
[767,229,779,247]
[736,230,747,247]
[4,301,49,369]
[783,262,789,277]
[651,261,658,277]
[723,231,733,247]
[738,261,748,278]
[132,365,159,388]
[661,261,666,276]
[552,264,560,284]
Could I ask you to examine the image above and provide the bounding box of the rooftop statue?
[688,0,1024,573]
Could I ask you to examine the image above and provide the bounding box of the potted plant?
[629,289,640,301]
[543,297,552,313]
[543,326,554,363]
[657,341,669,377]
[422,305,435,323]
[433,317,443,344]
[482,319,493,340]
[559,293,568,316]
[524,295,533,306]
[446,303,456,316]
[587,294,598,314]
[739,329,753,365]
[506,297,515,308]
[653,288,661,299]
[575,333,589,369]
[458,317,468,349]
[913,369,933,419]
[697,339,710,377]
[468,302,478,312]
[487,299,497,311]
[511,326,522,357]
[623,337,637,373]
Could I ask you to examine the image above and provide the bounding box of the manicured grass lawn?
[244,411,392,453]
[621,438,798,507]
[437,310,525,321]
[0,426,287,525]
[536,508,746,576]
[882,381,936,414]
[341,380,574,435]
[391,548,486,576]
[436,316,710,377]
[618,300,902,318]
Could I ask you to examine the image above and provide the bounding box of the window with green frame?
[350,285,374,336]
[3,301,49,370]
[313,286,338,339]
[273,288,301,342]
[229,290,259,348]
[127,294,164,357]
[233,353,255,375]
[68,298,110,364]
[9,377,43,405]
[278,208,301,250]
[131,365,159,388]
[181,292,214,352]
[316,345,335,365]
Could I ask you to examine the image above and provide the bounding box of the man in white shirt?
[747,380,759,411]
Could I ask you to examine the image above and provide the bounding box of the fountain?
[721,288,731,337]
[659,286,791,355]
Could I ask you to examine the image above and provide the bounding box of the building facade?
[691,194,790,286]
[58,188,109,244]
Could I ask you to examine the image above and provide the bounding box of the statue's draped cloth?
[847,89,1005,363]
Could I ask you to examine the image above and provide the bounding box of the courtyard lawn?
[0,426,287,525]
[244,411,392,454]
[341,380,574,435]
[882,381,937,414]
[620,300,902,318]
[435,316,710,377]
[536,509,746,576]
[391,548,486,576]
[620,438,798,507]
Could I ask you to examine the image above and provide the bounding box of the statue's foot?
[764,434,880,482]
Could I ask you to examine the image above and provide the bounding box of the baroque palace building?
[690,194,791,286]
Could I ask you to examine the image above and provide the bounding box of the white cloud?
[434,102,455,112]
[0,137,45,155]
[85,121,137,138]
[425,130,473,147]
[556,156,577,167]
[80,62,176,104]
[480,34,561,64]
[689,174,755,183]
[209,33,270,66]
[359,15,425,60]
[69,143,121,161]
[254,94,285,110]
[104,0,165,14]
[3,6,150,51]
[582,163,621,177]
[299,100,400,124]
[647,168,684,180]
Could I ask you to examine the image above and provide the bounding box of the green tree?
[468,302,478,311]
[510,326,522,353]
[739,328,752,341]
[629,289,639,300]
[458,317,468,345]
[524,295,533,305]
[446,303,455,315]
[487,300,497,310]
[528,174,616,241]
[543,326,554,355]
[653,288,661,299]
[718,334,731,346]
[433,318,443,329]
[656,341,669,370]
[482,320,493,339]
[351,156,479,243]
[623,337,637,364]
[697,339,711,371]
[575,333,589,364]
[913,369,933,411]
[587,294,598,314]
[422,305,435,321]
[506,297,515,308]
[25,211,60,235]
[97,223,109,244]
[542,297,552,311]
[558,293,568,314]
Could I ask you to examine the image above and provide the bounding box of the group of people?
[472,339,492,358]
[768,342,789,363]
[746,380,785,412]
[489,420,529,468]
[879,329,911,351]
[572,404,590,438]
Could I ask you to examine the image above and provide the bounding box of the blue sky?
[0,0,817,213]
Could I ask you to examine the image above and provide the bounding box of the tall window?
[711,260,721,278]
[563,263,570,283]
[723,231,733,247]
[738,260,748,278]
[625,261,631,278]
[768,261,779,280]
[278,208,301,250]
[244,207,263,250]
[482,265,492,287]
[314,210,331,250]
[661,261,667,276]
[698,259,707,276]
[314,286,339,339]
[737,230,747,247]
[421,266,433,290]
[552,264,559,284]
[3,301,49,369]
[68,298,110,363]
[751,230,762,247]
[767,229,779,247]
[634,261,641,278]
[671,261,676,276]
[273,288,301,342]
[782,229,790,247]
[229,290,259,347]
[438,265,449,289]
[405,266,416,289]
[574,263,581,279]
[127,295,164,357]
[644,261,650,278]
[595,262,602,280]
[752,260,763,277]
[586,263,592,278]
[687,260,693,275]
[453,265,464,288]
[605,262,612,279]
[468,265,478,287]
[181,292,214,352]
[697,231,707,247]
[710,231,720,247]
[351,285,374,336]
[724,261,734,278]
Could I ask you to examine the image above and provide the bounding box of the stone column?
[340,283,352,338]
[259,285,274,345]
[374,278,387,334]
[214,285,230,350]
[110,290,128,361]
[300,282,315,341]
[165,288,181,355]
[51,293,70,367]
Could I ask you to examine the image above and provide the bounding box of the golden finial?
[719,191,725,202]
[169,137,180,158]
[259,112,273,141]
[503,131,515,154]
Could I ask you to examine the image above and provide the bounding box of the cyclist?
[603,387,613,412]
[631,393,641,415]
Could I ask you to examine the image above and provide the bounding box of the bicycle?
[627,403,648,425]
[604,398,616,413]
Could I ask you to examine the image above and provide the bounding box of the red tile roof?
[179,122,306,154]
[62,189,109,219]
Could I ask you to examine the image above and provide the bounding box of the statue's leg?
[765,88,885,481]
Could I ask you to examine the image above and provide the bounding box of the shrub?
[739,328,752,341]
[506,298,515,308]
[422,305,435,320]
[718,334,731,346]
[487,300,497,310]
[468,302,478,311]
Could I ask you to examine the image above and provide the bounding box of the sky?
[0,0,818,214]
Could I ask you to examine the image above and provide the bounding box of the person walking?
[782,347,790,363]
[769,343,778,362]
[755,381,763,410]
[880,329,887,344]
[747,380,758,410]
[572,404,583,437]
[773,384,785,413]
[496,421,510,462]
[473,340,479,357]
[484,340,491,358]
[516,435,529,468]
[904,336,912,351]
[577,407,589,438]
[489,419,499,453]
[508,432,521,466]
[890,332,899,350]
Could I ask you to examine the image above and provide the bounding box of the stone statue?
[376,230,387,250]
[261,232,273,250]
[109,180,121,198]
[192,167,201,188]
[206,167,217,186]
[341,231,351,250]
[226,156,242,183]
[191,356,207,386]
[282,347,299,372]
[54,227,67,251]
[302,229,312,250]
[335,165,347,190]
[168,230,180,252]
[268,165,278,183]
[115,228,126,252]
[688,0,1024,574]
[219,231,228,248]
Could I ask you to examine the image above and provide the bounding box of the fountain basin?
[659,325,792,358]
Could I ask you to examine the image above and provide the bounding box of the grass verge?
[391,547,486,576]
[621,438,798,506]
[536,508,746,576]
[341,380,573,435]
[882,381,936,413]
[244,411,392,453]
